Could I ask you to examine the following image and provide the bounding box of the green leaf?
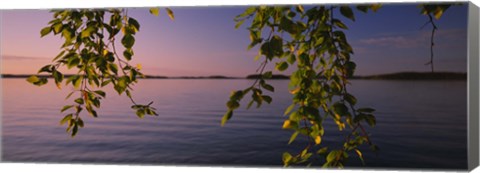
[226,100,240,109]
[61,105,74,113]
[305,107,320,119]
[280,17,297,34]
[121,34,135,49]
[345,61,356,77]
[230,90,244,101]
[166,8,175,21]
[65,92,75,100]
[149,8,160,16]
[288,131,299,144]
[26,75,40,83]
[333,102,349,116]
[317,147,328,155]
[73,76,83,89]
[270,35,284,57]
[77,118,84,127]
[53,50,65,61]
[91,98,101,108]
[234,20,245,29]
[284,104,295,116]
[136,109,145,118]
[370,144,380,152]
[60,114,73,125]
[80,26,95,39]
[53,70,64,83]
[27,75,48,86]
[344,93,357,105]
[118,76,128,88]
[114,77,129,95]
[287,54,296,64]
[246,100,254,109]
[74,98,84,105]
[333,19,348,29]
[365,114,376,127]
[262,95,272,104]
[282,152,293,164]
[353,113,376,127]
[146,108,158,116]
[62,28,74,42]
[260,42,273,59]
[275,61,289,72]
[89,108,98,118]
[101,80,111,87]
[40,27,52,37]
[263,71,273,79]
[125,89,132,98]
[326,150,340,162]
[93,90,106,98]
[128,18,140,32]
[260,81,274,92]
[66,57,80,69]
[356,5,369,13]
[357,107,375,113]
[38,65,53,73]
[221,110,233,126]
[123,49,133,61]
[340,6,355,21]
[252,91,263,108]
[236,7,256,19]
[71,124,78,137]
[108,63,118,75]
[53,23,63,34]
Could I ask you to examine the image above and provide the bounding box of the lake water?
[1,79,468,170]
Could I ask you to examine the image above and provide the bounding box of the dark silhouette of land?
[356,72,466,80]
[0,72,467,80]
[246,74,290,79]
[247,72,466,80]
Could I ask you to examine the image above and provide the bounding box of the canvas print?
[0,2,472,171]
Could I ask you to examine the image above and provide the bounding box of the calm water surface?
[1,79,467,170]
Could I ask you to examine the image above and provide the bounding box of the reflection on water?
[1,79,467,169]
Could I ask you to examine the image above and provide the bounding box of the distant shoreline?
[0,72,467,80]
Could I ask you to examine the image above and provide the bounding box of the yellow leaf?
[340,123,345,131]
[149,8,160,16]
[103,49,108,56]
[371,4,382,12]
[282,120,291,129]
[434,10,443,19]
[254,54,261,61]
[355,149,363,158]
[290,87,300,94]
[297,5,304,13]
[166,8,175,21]
[136,64,142,70]
[334,113,341,120]
[315,136,321,144]
[56,82,62,89]
[121,27,126,35]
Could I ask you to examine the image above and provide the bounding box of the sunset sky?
[0,3,468,77]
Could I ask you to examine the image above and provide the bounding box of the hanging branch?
[421,13,438,73]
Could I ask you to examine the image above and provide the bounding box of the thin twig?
[422,13,437,73]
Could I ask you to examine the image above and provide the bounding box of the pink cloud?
[358,35,425,48]
[356,28,465,49]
